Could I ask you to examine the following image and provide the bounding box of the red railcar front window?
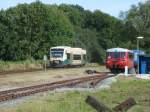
[107,52,126,58]
[107,52,113,58]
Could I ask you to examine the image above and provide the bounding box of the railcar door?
[128,52,134,68]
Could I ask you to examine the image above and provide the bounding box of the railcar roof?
[107,48,131,52]
[51,46,71,49]
[50,46,86,54]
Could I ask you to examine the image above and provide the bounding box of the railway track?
[0,72,115,102]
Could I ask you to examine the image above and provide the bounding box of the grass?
[5,76,150,112]
[0,60,101,72]
[0,59,43,71]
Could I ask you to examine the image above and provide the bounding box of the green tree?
[122,0,150,52]
[0,1,74,60]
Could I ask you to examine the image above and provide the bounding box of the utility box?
[139,55,150,74]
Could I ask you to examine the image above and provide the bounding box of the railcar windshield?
[50,49,64,58]
[107,52,126,58]
[114,52,125,58]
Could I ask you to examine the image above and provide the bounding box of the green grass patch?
[12,77,150,112]
[0,59,43,71]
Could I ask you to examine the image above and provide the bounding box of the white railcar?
[49,46,86,67]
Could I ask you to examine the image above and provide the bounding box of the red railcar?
[106,48,134,73]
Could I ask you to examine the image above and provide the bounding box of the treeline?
[0,1,149,63]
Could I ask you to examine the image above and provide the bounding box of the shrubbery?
[0,1,149,63]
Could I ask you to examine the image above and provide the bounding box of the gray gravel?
[55,75,117,92]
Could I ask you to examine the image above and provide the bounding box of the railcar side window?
[129,53,133,59]
[73,55,81,60]
[67,53,70,59]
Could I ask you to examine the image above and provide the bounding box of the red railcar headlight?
[107,56,111,59]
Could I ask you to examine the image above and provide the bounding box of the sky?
[0,0,148,18]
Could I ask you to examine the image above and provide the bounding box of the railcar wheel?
[121,69,125,73]
[110,69,118,74]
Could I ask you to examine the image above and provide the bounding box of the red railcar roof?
[107,48,131,52]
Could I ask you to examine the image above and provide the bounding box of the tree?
[122,0,150,52]
[0,1,74,60]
